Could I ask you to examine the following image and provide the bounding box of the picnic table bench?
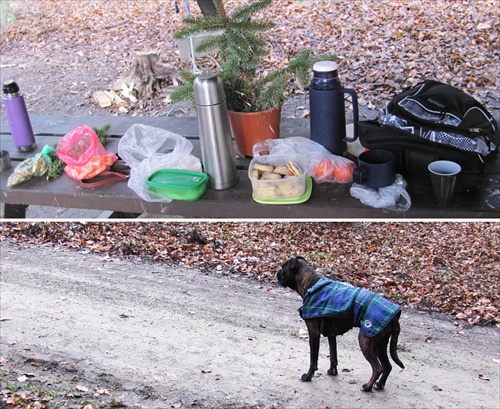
[1,114,499,219]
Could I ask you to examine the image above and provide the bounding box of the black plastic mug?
[353,149,396,188]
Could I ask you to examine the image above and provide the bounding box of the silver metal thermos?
[309,61,358,155]
[2,80,37,152]
[193,74,238,190]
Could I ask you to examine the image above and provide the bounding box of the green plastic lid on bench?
[146,169,208,201]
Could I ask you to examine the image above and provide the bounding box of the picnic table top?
[1,114,499,220]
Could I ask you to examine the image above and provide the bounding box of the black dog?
[277,256,404,392]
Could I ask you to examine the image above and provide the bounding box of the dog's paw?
[360,383,373,392]
[374,382,385,391]
[301,373,312,382]
[327,368,338,376]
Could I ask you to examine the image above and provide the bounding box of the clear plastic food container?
[248,154,307,201]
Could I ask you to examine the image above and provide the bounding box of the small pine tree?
[171,0,335,112]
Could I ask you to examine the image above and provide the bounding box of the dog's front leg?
[302,319,320,381]
[327,336,338,376]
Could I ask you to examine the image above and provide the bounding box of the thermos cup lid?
[2,80,20,95]
[193,74,225,106]
[313,61,338,73]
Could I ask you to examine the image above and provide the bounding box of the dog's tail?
[390,312,405,369]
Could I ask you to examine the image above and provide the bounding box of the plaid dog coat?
[299,277,401,337]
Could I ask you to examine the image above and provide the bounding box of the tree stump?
[125,51,177,99]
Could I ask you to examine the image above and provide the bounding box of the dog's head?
[277,256,308,292]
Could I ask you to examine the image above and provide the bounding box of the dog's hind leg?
[327,336,338,376]
[359,332,383,392]
[375,318,404,390]
[374,338,391,390]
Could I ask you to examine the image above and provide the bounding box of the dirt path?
[1,241,499,409]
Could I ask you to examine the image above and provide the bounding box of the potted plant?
[170,0,335,156]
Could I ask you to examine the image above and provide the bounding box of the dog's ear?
[289,256,305,271]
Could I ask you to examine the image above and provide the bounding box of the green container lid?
[146,169,208,201]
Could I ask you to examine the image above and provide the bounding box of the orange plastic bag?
[311,157,356,183]
[56,125,118,180]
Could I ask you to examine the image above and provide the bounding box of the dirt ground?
[1,240,499,409]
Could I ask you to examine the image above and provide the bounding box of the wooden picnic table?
[1,114,499,219]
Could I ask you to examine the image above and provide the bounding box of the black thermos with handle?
[309,61,358,155]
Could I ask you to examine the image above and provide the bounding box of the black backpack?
[358,80,499,175]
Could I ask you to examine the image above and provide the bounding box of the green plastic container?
[146,169,208,201]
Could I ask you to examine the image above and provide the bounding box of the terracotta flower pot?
[228,105,282,157]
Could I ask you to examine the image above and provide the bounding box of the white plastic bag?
[252,137,356,184]
[118,124,202,202]
[349,174,412,212]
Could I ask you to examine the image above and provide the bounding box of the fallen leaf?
[298,329,309,339]
[477,23,491,30]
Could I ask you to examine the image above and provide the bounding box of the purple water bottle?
[2,80,37,152]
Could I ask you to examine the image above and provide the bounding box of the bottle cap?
[2,80,20,95]
[313,61,338,73]
[193,74,226,106]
